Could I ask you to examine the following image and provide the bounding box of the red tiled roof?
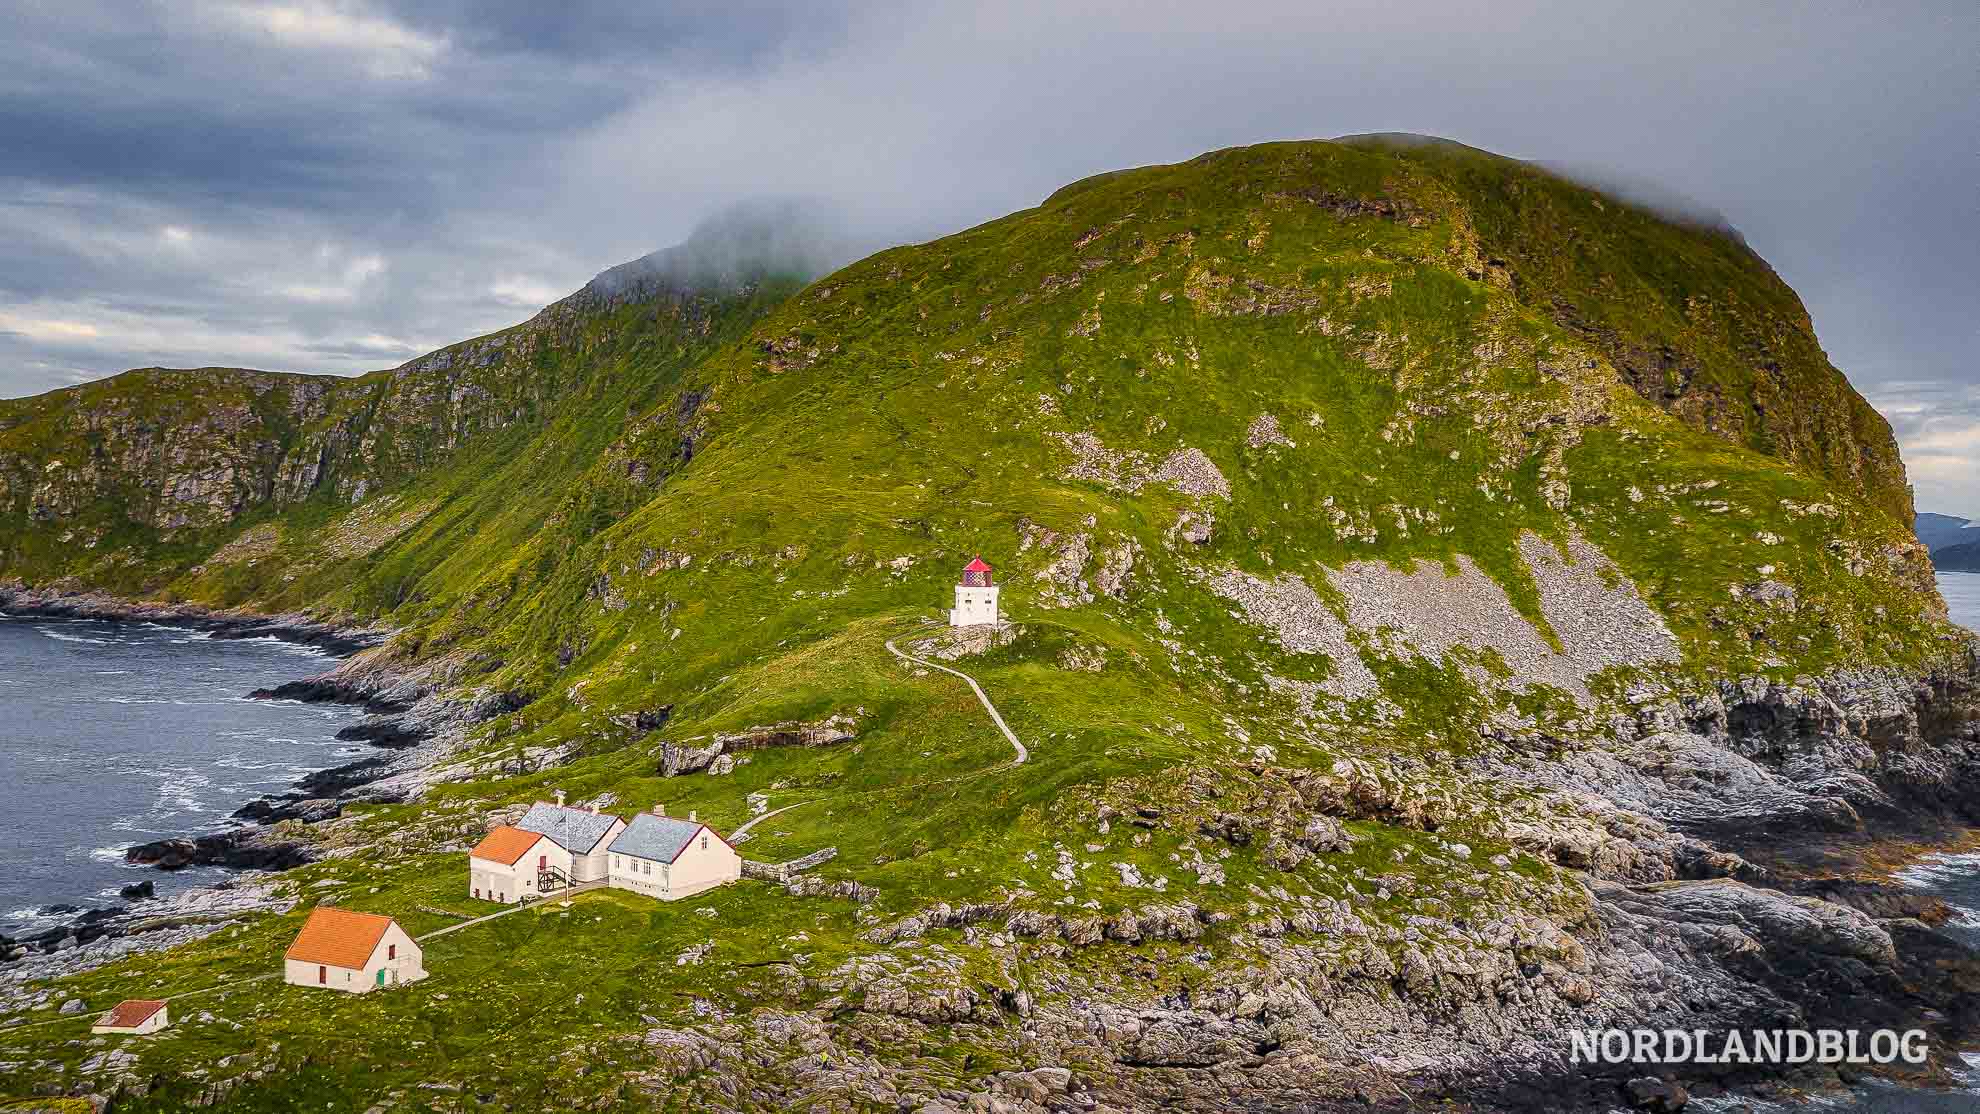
[97,999,165,1028]
[284,907,397,970]
[470,824,546,865]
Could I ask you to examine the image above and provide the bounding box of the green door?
[376,969,386,987]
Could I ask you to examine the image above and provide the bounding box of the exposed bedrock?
[659,713,859,776]
[1498,650,1980,871]
[123,829,312,872]
[778,655,1980,1112]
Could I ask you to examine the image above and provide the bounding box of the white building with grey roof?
[607,805,741,901]
[515,793,628,884]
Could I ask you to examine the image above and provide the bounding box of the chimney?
[653,804,666,817]
[554,790,566,808]
[688,809,697,823]
[591,804,601,815]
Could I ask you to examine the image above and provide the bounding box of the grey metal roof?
[516,803,622,854]
[608,813,705,864]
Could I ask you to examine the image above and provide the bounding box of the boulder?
[1622,1075,1688,1112]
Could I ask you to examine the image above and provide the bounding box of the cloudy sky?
[3,1,1974,513]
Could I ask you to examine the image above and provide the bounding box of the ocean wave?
[153,770,216,817]
[214,754,284,771]
[2,905,74,933]
[230,635,334,658]
[35,625,110,645]
[1893,850,1980,889]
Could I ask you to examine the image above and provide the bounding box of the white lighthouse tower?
[949,557,1000,627]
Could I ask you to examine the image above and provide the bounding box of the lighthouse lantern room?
[950,557,1000,627]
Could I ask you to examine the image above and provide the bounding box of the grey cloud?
[1,1,1974,516]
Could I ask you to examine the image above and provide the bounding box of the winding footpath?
[730,641,1028,848]
[731,801,812,843]
[883,638,1028,765]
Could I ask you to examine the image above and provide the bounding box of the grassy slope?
[0,139,1959,1110]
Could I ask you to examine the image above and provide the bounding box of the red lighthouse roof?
[963,557,992,573]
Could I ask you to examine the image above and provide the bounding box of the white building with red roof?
[92,999,169,1035]
[607,806,740,901]
[282,907,424,993]
[950,556,999,627]
[468,823,566,904]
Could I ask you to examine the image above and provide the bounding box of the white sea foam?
[1893,850,1980,889]
[35,625,110,645]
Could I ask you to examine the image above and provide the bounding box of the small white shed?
[92,999,168,1035]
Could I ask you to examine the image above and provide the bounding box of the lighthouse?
[950,557,1000,627]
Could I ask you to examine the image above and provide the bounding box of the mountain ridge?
[0,136,1975,1113]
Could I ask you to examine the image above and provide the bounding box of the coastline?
[3,591,1979,1111]
[0,582,387,658]
[0,593,445,998]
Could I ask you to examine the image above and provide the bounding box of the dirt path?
[416,881,607,941]
[731,801,812,843]
[883,638,1028,765]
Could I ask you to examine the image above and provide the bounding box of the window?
[643,861,651,875]
[318,965,326,985]
[700,835,709,850]
[612,855,619,868]
[388,944,396,960]
[474,888,480,899]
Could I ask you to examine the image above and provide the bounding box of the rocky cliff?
[0,137,1974,1113]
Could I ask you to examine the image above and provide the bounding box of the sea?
[0,613,363,936]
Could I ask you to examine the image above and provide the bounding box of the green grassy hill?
[0,136,1967,1111]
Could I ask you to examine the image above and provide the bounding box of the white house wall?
[950,584,1000,627]
[283,924,424,994]
[669,831,743,898]
[569,818,625,882]
[93,1008,168,1035]
[609,852,668,899]
[607,829,741,901]
[470,835,571,903]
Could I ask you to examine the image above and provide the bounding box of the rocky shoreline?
[0,597,480,989]
[0,582,386,657]
[661,651,1980,1114]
